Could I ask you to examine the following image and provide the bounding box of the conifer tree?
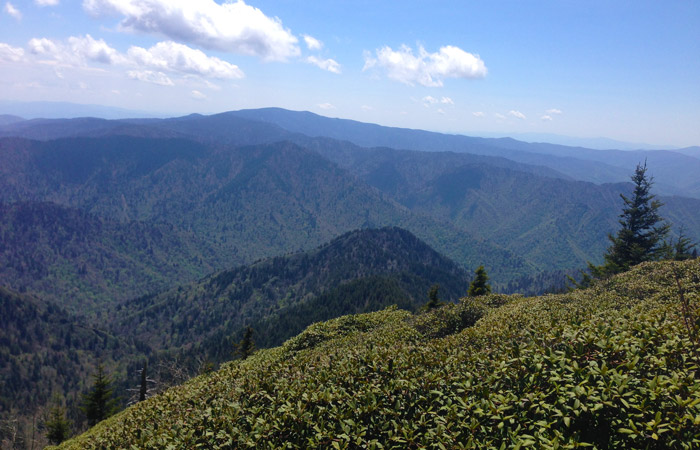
[672,227,697,261]
[468,266,491,297]
[423,284,443,310]
[590,162,669,279]
[45,396,71,445]
[235,327,256,360]
[81,364,118,427]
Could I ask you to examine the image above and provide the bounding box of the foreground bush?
[55,260,700,449]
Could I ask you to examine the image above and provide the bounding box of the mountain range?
[0,106,698,445]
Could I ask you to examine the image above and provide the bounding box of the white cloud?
[472,111,484,117]
[69,34,125,64]
[318,102,335,110]
[437,108,446,115]
[541,115,553,121]
[4,2,21,20]
[190,89,206,99]
[363,44,486,87]
[422,96,453,107]
[0,43,25,62]
[508,110,526,120]
[128,41,244,78]
[495,113,506,120]
[29,35,124,66]
[303,34,322,51]
[23,35,244,83]
[546,108,562,115]
[127,70,174,86]
[361,105,373,111]
[83,0,300,61]
[306,56,341,74]
[35,0,59,6]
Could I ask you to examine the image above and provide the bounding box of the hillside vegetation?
[56,259,700,449]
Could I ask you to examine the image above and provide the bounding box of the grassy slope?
[57,259,700,449]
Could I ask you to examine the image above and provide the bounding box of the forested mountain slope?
[0,136,528,299]
[109,227,472,363]
[56,259,700,449]
[0,201,219,310]
[0,286,136,428]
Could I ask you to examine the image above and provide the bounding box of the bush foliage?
[54,259,700,449]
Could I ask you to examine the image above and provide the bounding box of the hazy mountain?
[0,115,23,126]
[109,227,472,362]
[230,108,700,198]
[0,101,164,120]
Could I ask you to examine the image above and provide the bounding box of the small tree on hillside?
[468,266,491,297]
[81,364,118,427]
[423,284,444,311]
[672,227,697,261]
[45,396,71,445]
[235,327,256,360]
[572,161,670,289]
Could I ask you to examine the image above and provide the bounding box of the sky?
[0,0,698,147]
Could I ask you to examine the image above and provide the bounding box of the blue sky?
[1,0,698,147]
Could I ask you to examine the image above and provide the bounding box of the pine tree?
[45,397,71,445]
[81,364,118,427]
[421,284,443,311]
[672,227,696,261]
[235,327,256,360]
[593,162,669,278]
[468,266,491,297]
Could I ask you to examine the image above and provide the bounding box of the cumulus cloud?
[28,37,59,56]
[127,70,174,86]
[69,34,125,64]
[422,95,438,105]
[128,41,244,78]
[318,102,335,110]
[23,35,244,82]
[363,44,486,87]
[440,96,454,105]
[0,42,25,62]
[306,56,341,74]
[83,0,300,61]
[508,110,526,120]
[472,111,484,117]
[546,108,562,115]
[35,0,59,5]
[541,115,553,121]
[303,34,322,51]
[4,2,21,20]
[495,113,506,120]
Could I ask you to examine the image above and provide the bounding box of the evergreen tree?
[592,162,669,278]
[468,266,492,297]
[45,397,71,445]
[235,327,256,360]
[423,284,443,310]
[80,364,118,427]
[672,227,696,261]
